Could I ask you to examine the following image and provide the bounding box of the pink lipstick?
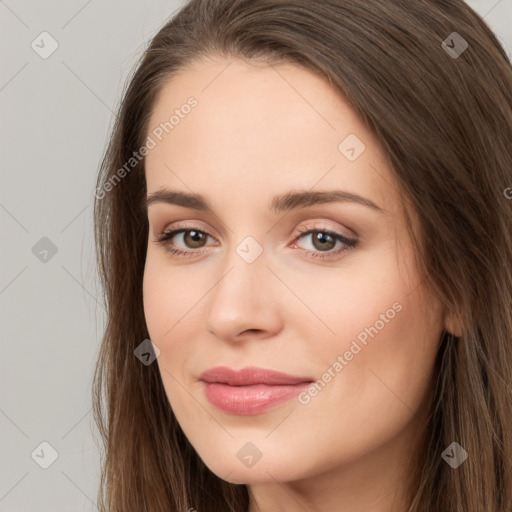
[198,366,314,415]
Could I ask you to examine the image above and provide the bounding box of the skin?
[142,56,459,512]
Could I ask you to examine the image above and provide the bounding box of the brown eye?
[291,226,357,261]
[310,231,337,251]
[156,228,213,255]
[182,230,208,249]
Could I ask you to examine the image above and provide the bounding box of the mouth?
[198,366,315,415]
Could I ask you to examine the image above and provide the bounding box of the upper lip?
[199,366,314,386]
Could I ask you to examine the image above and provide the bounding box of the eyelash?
[154,223,357,261]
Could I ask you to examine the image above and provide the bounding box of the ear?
[444,308,463,338]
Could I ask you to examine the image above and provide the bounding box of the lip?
[198,366,314,415]
[199,366,314,386]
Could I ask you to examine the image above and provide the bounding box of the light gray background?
[1,1,511,510]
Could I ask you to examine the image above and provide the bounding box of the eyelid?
[157,218,354,239]
[291,221,356,240]
[155,219,358,261]
[289,223,357,253]
[156,219,219,239]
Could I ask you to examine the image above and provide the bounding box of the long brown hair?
[92,1,512,510]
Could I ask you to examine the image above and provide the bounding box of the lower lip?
[201,382,312,415]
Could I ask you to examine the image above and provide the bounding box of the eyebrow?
[144,188,385,214]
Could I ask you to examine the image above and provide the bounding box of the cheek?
[293,247,442,413]
[306,280,442,424]
[291,284,443,470]
[142,258,203,415]
[142,252,200,342]
[142,254,216,394]
[286,252,407,364]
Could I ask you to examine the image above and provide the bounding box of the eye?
[155,227,214,258]
[154,223,357,260]
[290,224,357,260]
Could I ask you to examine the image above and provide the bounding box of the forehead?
[144,57,397,216]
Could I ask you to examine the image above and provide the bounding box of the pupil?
[186,230,205,248]
[314,232,334,250]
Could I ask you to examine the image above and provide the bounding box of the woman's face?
[143,57,448,492]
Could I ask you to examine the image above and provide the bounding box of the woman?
[92,0,512,510]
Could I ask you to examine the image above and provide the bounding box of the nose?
[204,243,282,343]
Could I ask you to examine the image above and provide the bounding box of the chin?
[200,449,309,485]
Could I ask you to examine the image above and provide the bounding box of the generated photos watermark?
[298,301,403,405]
[94,96,198,200]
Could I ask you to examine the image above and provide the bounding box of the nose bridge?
[204,234,279,339]
[212,235,268,310]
